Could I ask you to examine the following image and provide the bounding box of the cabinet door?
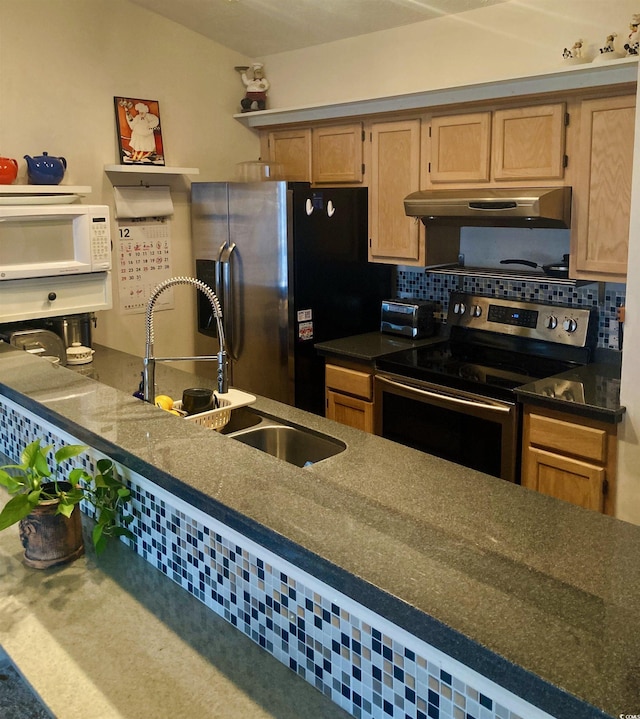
[429,112,491,183]
[369,119,423,265]
[492,103,566,181]
[326,389,374,433]
[572,95,635,280]
[312,123,363,184]
[524,447,606,512]
[267,128,312,182]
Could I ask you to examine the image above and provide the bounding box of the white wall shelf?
[104,164,199,176]
[0,185,91,195]
[104,165,200,192]
[235,57,639,129]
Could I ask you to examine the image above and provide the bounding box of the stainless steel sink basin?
[220,406,264,434]
[223,408,346,467]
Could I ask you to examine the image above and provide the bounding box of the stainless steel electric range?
[375,291,598,482]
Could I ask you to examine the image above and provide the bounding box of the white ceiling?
[129,0,510,57]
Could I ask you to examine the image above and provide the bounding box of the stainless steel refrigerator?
[191,181,393,415]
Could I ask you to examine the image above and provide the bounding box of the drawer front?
[325,364,372,400]
[528,412,607,464]
[0,271,112,323]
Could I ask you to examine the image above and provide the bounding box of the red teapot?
[0,157,18,185]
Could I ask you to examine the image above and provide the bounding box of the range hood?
[404,187,571,228]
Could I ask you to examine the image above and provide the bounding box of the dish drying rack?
[174,388,256,431]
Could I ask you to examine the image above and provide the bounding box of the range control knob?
[545,315,558,330]
[563,317,578,333]
[470,304,482,318]
[453,302,466,315]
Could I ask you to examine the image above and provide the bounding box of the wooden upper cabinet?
[429,112,491,183]
[264,123,363,184]
[572,94,636,281]
[266,128,312,181]
[428,103,567,185]
[369,119,423,265]
[492,103,566,181]
[312,123,363,184]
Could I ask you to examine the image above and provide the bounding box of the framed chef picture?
[114,96,165,165]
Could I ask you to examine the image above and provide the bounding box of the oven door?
[374,372,520,482]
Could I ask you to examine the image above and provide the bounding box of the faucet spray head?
[142,276,228,402]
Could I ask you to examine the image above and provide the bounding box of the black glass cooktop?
[376,341,582,400]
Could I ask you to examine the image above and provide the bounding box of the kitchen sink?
[220,406,264,434]
[223,408,346,467]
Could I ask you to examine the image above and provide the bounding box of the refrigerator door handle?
[214,241,226,312]
[220,242,239,361]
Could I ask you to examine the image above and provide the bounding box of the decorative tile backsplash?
[396,269,625,350]
[0,396,557,719]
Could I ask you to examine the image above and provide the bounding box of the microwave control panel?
[90,212,112,271]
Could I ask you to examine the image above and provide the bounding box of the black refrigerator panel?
[291,187,393,415]
[195,259,218,338]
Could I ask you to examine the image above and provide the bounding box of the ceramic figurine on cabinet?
[593,33,624,62]
[624,14,640,55]
[236,63,270,112]
[562,39,586,63]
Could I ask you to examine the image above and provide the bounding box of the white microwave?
[0,204,111,281]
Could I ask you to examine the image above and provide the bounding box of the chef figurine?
[624,14,640,55]
[237,63,270,112]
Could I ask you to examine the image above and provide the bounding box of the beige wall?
[260,0,639,109]
[0,0,259,364]
[617,67,640,525]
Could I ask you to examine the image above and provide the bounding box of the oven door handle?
[376,375,513,414]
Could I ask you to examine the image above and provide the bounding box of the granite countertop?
[316,331,625,422]
[315,330,446,362]
[515,362,625,423]
[1,342,639,718]
[0,512,349,719]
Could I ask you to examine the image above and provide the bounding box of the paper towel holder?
[113,184,174,220]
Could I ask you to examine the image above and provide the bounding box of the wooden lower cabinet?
[325,362,374,433]
[521,405,617,514]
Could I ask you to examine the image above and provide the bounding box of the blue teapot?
[24,151,67,185]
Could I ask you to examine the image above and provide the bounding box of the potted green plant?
[0,439,134,568]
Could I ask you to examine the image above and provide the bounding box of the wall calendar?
[116,219,174,314]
